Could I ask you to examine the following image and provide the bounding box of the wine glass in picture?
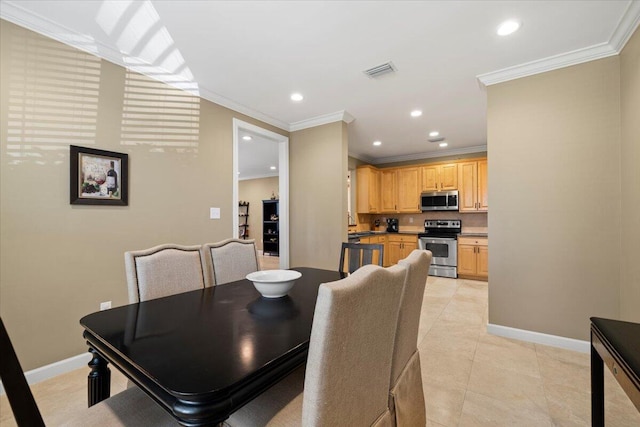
[94,172,106,185]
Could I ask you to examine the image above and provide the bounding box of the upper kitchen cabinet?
[356,165,380,213]
[380,167,420,213]
[397,167,420,212]
[420,163,458,192]
[458,159,488,212]
[380,169,397,212]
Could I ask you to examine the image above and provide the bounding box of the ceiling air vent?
[363,61,397,78]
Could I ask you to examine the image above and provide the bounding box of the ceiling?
[2,1,638,167]
[237,130,280,181]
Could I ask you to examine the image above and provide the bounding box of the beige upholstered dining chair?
[389,249,432,427]
[225,263,408,427]
[124,244,212,304]
[202,239,259,285]
[0,317,177,427]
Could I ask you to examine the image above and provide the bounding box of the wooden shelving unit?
[239,202,249,239]
[262,200,279,256]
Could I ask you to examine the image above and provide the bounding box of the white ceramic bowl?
[246,270,302,298]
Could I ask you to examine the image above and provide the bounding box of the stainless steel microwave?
[420,191,459,211]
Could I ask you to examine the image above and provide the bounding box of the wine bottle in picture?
[107,161,118,196]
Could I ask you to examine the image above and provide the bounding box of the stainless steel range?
[418,220,461,278]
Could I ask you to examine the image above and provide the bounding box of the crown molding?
[477,43,617,86]
[289,110,354,132]
[369,145,487,165]
[1,1,101,56]
[0,0,290,132]
[198,87,289,131]
[610,0,640,52]
[478,0,640,86]
[347,151,376,164]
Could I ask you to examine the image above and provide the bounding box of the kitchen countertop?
[349,230,488,238]
[348,230,421,238]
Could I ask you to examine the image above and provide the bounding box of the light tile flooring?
[259,254,280,270]
[2,274,639,426]
[419,276,639,426]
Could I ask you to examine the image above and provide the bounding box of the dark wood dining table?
[80,267,344,426]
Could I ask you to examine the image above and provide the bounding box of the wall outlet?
[210,207,220,219]
[100,301,111,311]
[409,217,414,224]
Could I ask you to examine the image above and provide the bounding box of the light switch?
[210,207,220,219]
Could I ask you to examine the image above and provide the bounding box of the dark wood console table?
[590,317,640,426]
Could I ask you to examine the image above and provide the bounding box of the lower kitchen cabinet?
[385,235,417,267]
[359,235,385,266]
[457,236,488,280]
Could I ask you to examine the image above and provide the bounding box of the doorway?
[232,118,289,269]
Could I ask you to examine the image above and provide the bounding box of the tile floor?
[1,274,638,426]
[419,276,639,427]
[259,253,280,270]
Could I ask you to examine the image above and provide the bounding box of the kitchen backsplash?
[358,212,488,234]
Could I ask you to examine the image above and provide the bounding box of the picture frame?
[70,145,128,206]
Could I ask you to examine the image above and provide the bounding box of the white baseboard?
[0,352,91,395]
[487,323,590,354]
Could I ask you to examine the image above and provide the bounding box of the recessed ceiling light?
[373,141,382,146]
[497,20,521,36]
[290,93,304,102]
[410,110,422,117]
[242,135,252,141]
[270,166,277,170]
[439,142,448,148]
[429,131,439,137]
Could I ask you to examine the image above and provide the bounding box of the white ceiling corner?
[477,1,640,87]
[609,0,640,51]
[289,110,354,132]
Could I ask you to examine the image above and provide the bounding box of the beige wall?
[620,28,640,322]
[238,176,280,251]
[290,122,348,269]
[0,20,288,370]
[487,57,622,340]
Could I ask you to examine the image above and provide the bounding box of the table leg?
[87,347,111,407]
[591,343,604,427]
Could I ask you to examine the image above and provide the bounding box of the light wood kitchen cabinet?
[359,235,385,267]
[458,160,488,212]
[385,234,418,266]
[358,158,486,215]
[397,167,420,212]
[457,236,488,280]
[380,169,397,212]
[356,166,380,213]
[420,163,458,192]
[380,167,420,213]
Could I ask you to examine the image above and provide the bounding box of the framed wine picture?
[70,145,128,206]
